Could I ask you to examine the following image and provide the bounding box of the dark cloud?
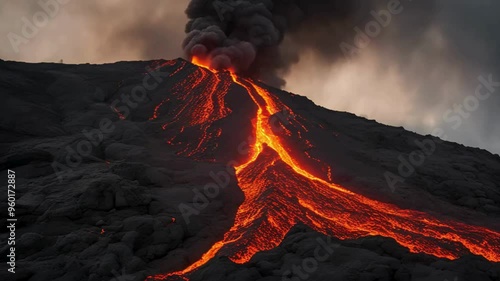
[183,0,384,86]
[433,0,500,153]
[182,1,442,88]
[362,0,500,154]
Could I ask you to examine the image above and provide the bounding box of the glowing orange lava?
[191,56,211,70]
[147,58,500,280]
[150,58,232,159]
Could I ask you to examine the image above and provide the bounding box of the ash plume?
[183,0,380,86]
[183,0,438,87]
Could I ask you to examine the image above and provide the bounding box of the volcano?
[1,58,499,281]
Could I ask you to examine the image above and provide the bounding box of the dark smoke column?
[183,1,279,72]
[182,0,375,87]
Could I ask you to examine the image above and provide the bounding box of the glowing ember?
[147,59,500,280]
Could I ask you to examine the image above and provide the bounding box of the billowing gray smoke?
[183,0,386,86]
[183,0,440,87]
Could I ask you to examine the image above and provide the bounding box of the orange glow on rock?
[191,56,216,73]
[147,60,500,281]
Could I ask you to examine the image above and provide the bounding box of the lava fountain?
[147,58,500,280]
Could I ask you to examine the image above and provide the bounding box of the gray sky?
[1,0,498,154]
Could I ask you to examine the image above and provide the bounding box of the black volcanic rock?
[0,58,499,281]
[188,225,500,281]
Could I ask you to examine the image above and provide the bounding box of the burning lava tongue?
[147,59,500,280]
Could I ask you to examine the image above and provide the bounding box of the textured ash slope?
[0,58,499,281]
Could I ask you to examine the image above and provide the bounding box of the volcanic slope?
[0,58,499,281]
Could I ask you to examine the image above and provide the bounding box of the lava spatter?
[147,59,500,281]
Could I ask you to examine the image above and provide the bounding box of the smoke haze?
[0,0,498,154]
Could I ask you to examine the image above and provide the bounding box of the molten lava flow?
[191,56,212,71]
[150,58,232,159]
[148,60,500,280]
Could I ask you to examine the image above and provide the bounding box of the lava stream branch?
[152,66,232,159]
